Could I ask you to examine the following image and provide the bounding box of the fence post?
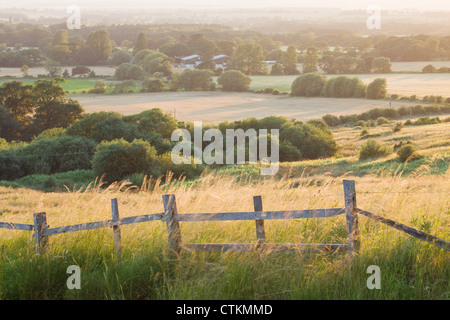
[33,212,48,254]
[343,180,360,258]
[111,198,122,259]
[253,196,266,246]
[162,194,182,254]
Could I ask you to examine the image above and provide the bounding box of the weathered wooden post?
[343,180,360,258]
[33,212,48,254]
[111,198,122,258]
[162,194,182,254]
[253,196,266,247]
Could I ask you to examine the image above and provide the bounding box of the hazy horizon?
[3,0,450,10]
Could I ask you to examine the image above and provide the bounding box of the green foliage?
[158,152,205,179]
[322,114,341,127]
[175,69,214,91]
[88,81,107,94]
[365,78,387,99]
[376,117,390,125]
[66,111,134,143]
[302,46,318,73]
[414,116,441,125]
[32,100,84,132]
[359,139,391,160]
[217,70,251,92]
[92,139,159,182]
[396,144,418,162]
[291,73,326,97]
[321,76,366,98]
[18,135,97,176]
[141,78,165,92]
[230,41,267,75]
[392,122,403,132]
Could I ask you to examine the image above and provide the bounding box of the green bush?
[92,139,159,183]
[158,152,205,179]
[18,135,97,176]
[396,144,418,162]
[359,139,391,160]
[376,117,390,125]
[321,76,366,98]
[414,116,440,125]
[392,122,403,132]
[0,149,23,180]
[142,78,164,92]
[365,78,387,99]
[290,73,326,97]
[217,70,251,92]
[322,114,341,127]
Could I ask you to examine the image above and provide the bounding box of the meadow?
[0,119,448,300]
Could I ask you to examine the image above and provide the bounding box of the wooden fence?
[1,180,449,257]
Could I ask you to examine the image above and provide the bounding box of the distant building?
[179,54,230,68]
[179,54,202,68]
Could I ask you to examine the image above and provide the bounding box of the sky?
[3,0,450,10]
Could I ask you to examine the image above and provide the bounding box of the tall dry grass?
[0,171,448,299]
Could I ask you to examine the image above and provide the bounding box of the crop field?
[247,73,450,97]
[75,91,421,124]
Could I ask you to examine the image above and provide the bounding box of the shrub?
[321,76,366,98]
[322,114,341,127]
[88,81,106,94]
[392,122,403,132]
[290,73,326,97]
[92,139,159,183]
[365,78,387,99]
[376,117,390,125]
[217,70,251,92]
[411,105,426,115]
[414,117,440,125]
[158,152,205,179]
[360,129,369,137]
[175,69,214,91]
[396,144,418,162]
[142,78,164,92]
[66,112,134,142]
[0,149,23,180]
[404,119,412,126]
[359,139,391,160]
[356,120,366,127]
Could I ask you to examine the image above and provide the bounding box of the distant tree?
[20,65,29,77]
[366,78,387,99]
[126,65,145,80]
[281,46,299,75]
[372,57,391,73]
[302,47,319,73]
[217,70,251,92]
[52,30,69,46]
[133,33,148,55]
[62,69,70,78]
[142,78,164,92]
[0,106,22,141]
[110,50,133,65]
[176,69,214,91]
[32,78,67,107]
[84,29,112,64]
[215,40,236,57]
[270,62,284,75]
[231,42,267,75]
[291,73,326,97]
[45,60,62,77]
[0,81,34,124]
[321,76,366,98]
[422,64,437,73]
[50,45,72,64]
[88,81,107,94]
[32,100,84,132]
[71,65,91,77]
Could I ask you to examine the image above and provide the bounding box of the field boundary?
[1,180,449,257]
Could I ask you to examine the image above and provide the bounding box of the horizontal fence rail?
[0,180,449,258]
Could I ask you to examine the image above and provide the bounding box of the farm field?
[247,73,450,97]
[0,112,449,300]
[75,91,422,124]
